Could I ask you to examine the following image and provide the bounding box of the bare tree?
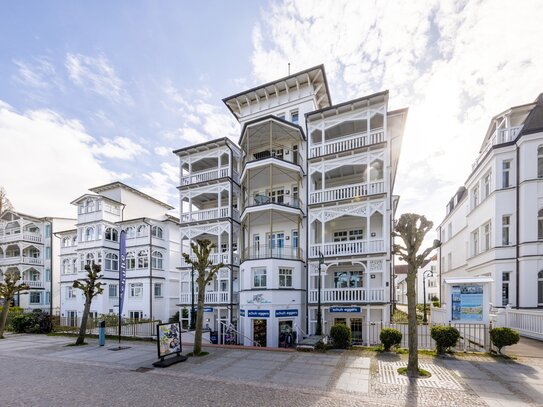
[0,270,29,338]
[393,213,440,377]
[0,187,13,215]
[182,239,224,355]
[73,264,104,345]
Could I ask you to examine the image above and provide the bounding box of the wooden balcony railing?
[309,240,384,257]
[310,128,385,158]
[308,287,385,303]
[309,181,384,204]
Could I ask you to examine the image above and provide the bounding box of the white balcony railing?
[179,291,230,304]
[472,126,522,170]
[181,207,240,223]
[22,280,44,288]
[310,129,385,158]
[309,240,384,257]
[180,252,239,267]
[23,257,43,265]
[309,181,385,204]
[308,288,385,303]
[0,232,43,244]
[0,256,41,265]
[181,167,234,185]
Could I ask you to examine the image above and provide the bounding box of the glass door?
[253,319,267,347]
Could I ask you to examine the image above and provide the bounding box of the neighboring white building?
[0,210,74,314]
[58,182,181,323]
[438,94,543,309]
[176,65,407,347]
[394,256,439,306]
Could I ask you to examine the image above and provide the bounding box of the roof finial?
[288,62,291,76]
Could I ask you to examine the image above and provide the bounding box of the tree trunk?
[76,298,91,345]
[406,265,419,377]
[193,286,206,355]
[0,297,11,339]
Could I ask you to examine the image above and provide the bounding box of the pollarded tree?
[182,239,224,355]
[0,270,30,338]
[393,213,440,377]
[73,263,104,345]
[0,186,14,215]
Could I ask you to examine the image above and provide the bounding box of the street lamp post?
[316,252,325,336]
[190,265,195,330]
[422,269,433,324]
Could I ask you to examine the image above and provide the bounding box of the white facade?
[438,94,543,310]
[0,211,74,313]
[58,182,181,323]
[176,65,407,347]
[395,257,439,305]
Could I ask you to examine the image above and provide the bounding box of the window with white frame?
[130,283,144,297]
[502,215,511,245]
[538,270,543,305]
[109,284,118,298]
[129,311,143,320]
[290,110,299,125]
[253,268,266,288]
[126,252,136,270]
[85,227,94,241]
[137,225,147,237]
[105,227,118,242]
[502,160,511,188]
[66,286,76,299]
[334,229,363,242]
[334,271,363,288]
[482,172,491,199]
[538,146,543,178]
[483,222,491,251]
[137,250,148,268]
[292,230,298,248]
[472,229,479,256]
[85,253,95,266]
[154,283,163,298]
[472,185,479,209]
[279,268,293,287]
[30,292,41,304]
[151,226,163,239]
[151,251,163,269]
[105,253,119,271]
[62,259,71,274]
[126,227,136,239]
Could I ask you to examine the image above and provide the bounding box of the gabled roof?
[172,137,241,157]
[70,193,124,206]
[89,182,174,210]
[519,93,543,136]
[306,90,389,119]
[238,114,306,146]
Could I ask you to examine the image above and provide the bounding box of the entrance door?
[67,311,77,327]
[278,320,293,348]
[253,319,267,347]
[350,318,363,345]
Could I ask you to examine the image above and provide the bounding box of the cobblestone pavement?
[0,334,542,407]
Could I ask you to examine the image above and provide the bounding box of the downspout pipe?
[515,145,520,309]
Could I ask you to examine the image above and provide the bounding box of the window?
[472,230,479,256]
[502,160,511,188]
[502,215,511,245]
[154,283,163,298]
[66,287,76,299]
[138,250,148,268]
[105,253,119,271]
[334,271,363,288]
[369,160,383,181]
[539,209,543,240]
[126,252,136,270]
[85,253,95,266]
[30,292,41,304]
[483,223,491,251]
[85,227,94,241]
[151,251,163,269]
[62,259,71,274]
[86,199,95,213]
[151,226,163,239]
[502,272,510,306]
[45,269,51,282]
[129,311,143,320]
[279,268,293,287]
[290,110,299,125]
[45,291,51,305]
[427,279,436,288]
[253,268,267,288]
[130,283,144,297]
[105,227,118,242]
[292,230,298,248]
[482,172,491,199]
[334,229,363,242]
[472,185,479,208]
[137,225,147,237]
[349,229,364,240]
[109,284,118,298]
[538,146,543,178]
[334,231,348,242]
[538,270,543,306]
[126,227,136,239]
[45,224,51,238]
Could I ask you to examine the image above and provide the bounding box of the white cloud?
[252,0,543,237]
[0,102,114,218]
[154,146,173,157]
[65,53,132,104]
[93,136,148,160]
[12,57,61,90]
[140,162,178,205]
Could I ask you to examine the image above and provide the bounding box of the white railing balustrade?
[181,207,233,223]
[0,232,43,244]
[180,252,238,267]
[181,166,230,185]
[22,280,43,288]
[179,291,230,304]
[472,126,522,170]
[309,240,384,257]
[309,181,384,204]
[308,288,385,303]
[494,307,543,341]
[310,128,385,158]
[23,257,42,265]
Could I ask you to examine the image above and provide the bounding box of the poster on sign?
[451,284,483,321]
[156,322,182,358]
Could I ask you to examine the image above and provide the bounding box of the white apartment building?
[176,65,407,347]
[394,256,439,305]
[438,94,543,309]
[174,138,242,334]
[58,182,181,323]
[0,210,74,314]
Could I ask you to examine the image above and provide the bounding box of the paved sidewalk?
[0,334,542,406]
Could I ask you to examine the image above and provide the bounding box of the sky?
[1,0,543,242]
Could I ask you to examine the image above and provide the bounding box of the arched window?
[73,258,78,273]
[539,270,543,306]
[62,237,70,247]
[539,209,543,240]
[151,226,163,239]
[138,250,148,268]
[105,253,119,271]
[85,227,94,241]
[105,227,112,240]
[152,251,163,269]
[126,252,136,270]
[62,259,71,274]
[538,146,543,178]
[86,199,95,213]
[126,227,136,239]
[105,228,119,242]
[137,225,147,237]
[72,236,77,246]
[85,253,95,266]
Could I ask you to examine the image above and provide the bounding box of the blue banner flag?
[119,230,127,316]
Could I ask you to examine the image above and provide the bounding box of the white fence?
[492,306,543,341]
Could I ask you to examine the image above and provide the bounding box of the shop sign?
[193,307,214,313]
[329,306,361,313]
[275,309,298,317]
[240,309,246,317]
[247,310,270,318]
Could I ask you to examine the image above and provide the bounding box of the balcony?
[244,194,302,210]
[308,287,385,303]
[22,280,44,289]
[180,252,240,267]
[179,291,231,304]
[472,126,522,170]
[181,167,237,186]
[0,232,42,244]
[242,245,304,261]
[243,149,303,168]
[310,128,385,158]
[0,256,41,266]
[181,207,240,223]
[309,240,384,258]
[309,181,385,205]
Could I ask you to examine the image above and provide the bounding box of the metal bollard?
[99,321,106,346]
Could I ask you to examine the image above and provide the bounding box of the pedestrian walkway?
[505,336,543,359]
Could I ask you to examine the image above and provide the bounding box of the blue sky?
[1,0,543,236]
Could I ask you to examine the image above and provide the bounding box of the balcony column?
[365,306,371,344]
[217,186,221,218]
[228,148,232,178]
[269,209,273,257]
[188,157,192,182]
[321,216,325,255]
[366,210,370,250]
[217,233,222,262]
[188,193,193,222]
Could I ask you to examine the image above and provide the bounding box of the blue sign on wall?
[329,306,361,313]
[247,310,270,318]
[275,309,298,317]
[240,309,246,317]
[193,307,214,313]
